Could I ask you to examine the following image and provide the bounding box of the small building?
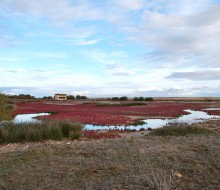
[54,93,67,101]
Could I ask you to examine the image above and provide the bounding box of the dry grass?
[0,133,220,190]
[0,93,14,121]
[150,125,213,136]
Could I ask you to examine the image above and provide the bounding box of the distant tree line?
[75,95,88,99]
[42,96,53,100]
[111,96,128,101]
[42,95,88,100]
[68,95,88,100]
[107,96,153,101]
[8,94,36,99]
[134,97,153,101]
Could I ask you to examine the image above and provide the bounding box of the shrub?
[145,97,153,101]
[133,97,139,101]
[134,97,152,101]
[150,125,213,136]
[76,95,88,99]
[119,96,128,101]
[112,97,119,100]
[67,95,76,100]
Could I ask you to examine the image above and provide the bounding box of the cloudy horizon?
[1,0,220,98]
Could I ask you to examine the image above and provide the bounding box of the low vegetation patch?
[150,125,213,136]
[0,121,83,143]
[133,120,146,126]
[96,102,147,107]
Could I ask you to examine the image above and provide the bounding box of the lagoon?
[12,109,220,131]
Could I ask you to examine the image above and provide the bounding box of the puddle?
[84,109,220,131]
[11,109,220,131]
[13,113,50,123]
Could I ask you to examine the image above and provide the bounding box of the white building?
[54,93,67,101]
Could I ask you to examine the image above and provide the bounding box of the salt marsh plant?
[150,125,213,136]
[0,120,83,143]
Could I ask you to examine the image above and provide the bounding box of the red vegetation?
[204,110,220,116]
[83,130,121,139]
[13,101,206,125]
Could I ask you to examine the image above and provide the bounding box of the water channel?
[12,109,220,131]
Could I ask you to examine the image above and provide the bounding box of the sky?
[0,0,220,98]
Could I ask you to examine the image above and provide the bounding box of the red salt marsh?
[13,101,207,125]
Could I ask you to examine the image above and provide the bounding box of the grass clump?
[0,121,83,143]
[150,125,213,136]
[59,121,82,140]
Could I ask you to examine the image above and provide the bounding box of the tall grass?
[0,93,14,121]
[0,121,83,143]
[150,125,213,136]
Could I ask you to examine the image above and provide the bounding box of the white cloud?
[167,70,220,81]
[1,0,220,97]
[3,0,102,23]
[111,0,145,11]
[76,38,100,45]
[33,52,67,58]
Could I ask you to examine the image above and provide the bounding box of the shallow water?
[13,113,50,123]
[84,109,220,130]
[12,109,220,131]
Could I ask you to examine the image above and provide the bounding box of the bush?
[134,97,145,101]
[76,95,88,99]
[111,97,119,100]
[145,97,153,101]
[150,125,213,136]
[67,95,76,100]
[119,96,128,101]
